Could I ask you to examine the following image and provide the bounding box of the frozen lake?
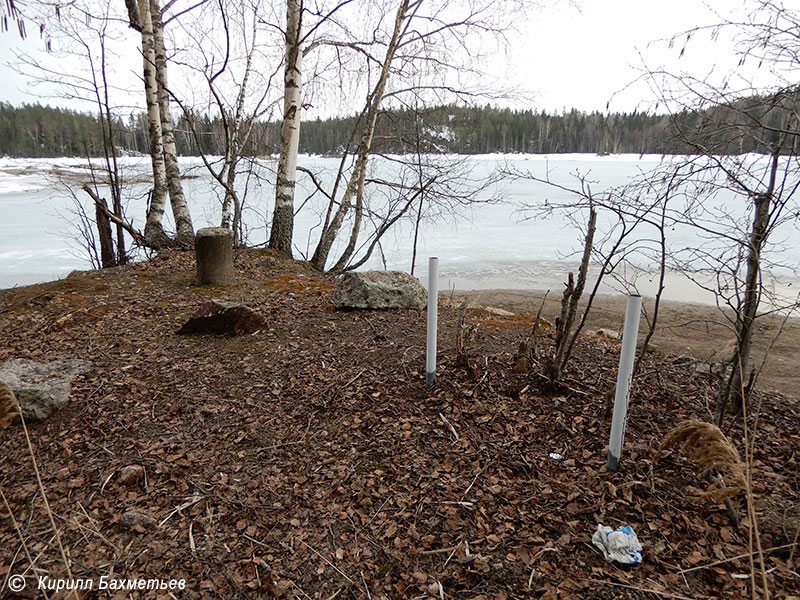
[1,153,798,307]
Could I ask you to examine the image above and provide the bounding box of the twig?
[421,545,460,555]
[99,471,115,495]
[582,578,699,600]
[18,408,77,599]
[471,356,489,390]
[438,413,459,441]
[158,494,204,527]
[678,543,797,574]
[243,534,267,547]
[360,570,372,600]
[82,184,147,245]
[739,372,771,600]
[343,369,366,389]
[444,541,463,567]
[299,540,357,587]
[0,486,52,600]
[76,502,121,554]
[460,466,484,502]
[290,580,314,600]
[324,588,344,600]
[528,291,550,360]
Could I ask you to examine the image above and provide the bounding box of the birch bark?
[135,0,171,249]
[268,0,303,254]
[151,0,194,246]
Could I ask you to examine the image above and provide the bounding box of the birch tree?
[151,0,194,245]
[310,0,412,270]
[294,0,524,271]
[126,0,195,247]
[263,0,524,263]
[268,0,302,253]
[128,0,172,248]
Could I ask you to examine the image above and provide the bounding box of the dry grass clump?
[659,419,746,502]
[0,381,20,429]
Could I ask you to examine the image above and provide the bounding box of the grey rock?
[119,510,157,531]
[333,271,427,310]
[483,306,515,317]
[118,465,145,487]
[177,299,264,335]
[0,358,90,420]
[596,328,620,339]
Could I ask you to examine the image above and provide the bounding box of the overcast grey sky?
[0,0,769,115]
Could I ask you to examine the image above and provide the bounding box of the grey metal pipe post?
[426,257,439,388]
[607,293,643,471]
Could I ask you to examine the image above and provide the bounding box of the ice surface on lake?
[1,154,798,308]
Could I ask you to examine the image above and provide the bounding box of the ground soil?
[454,290,800,402]
[0,250,798,600]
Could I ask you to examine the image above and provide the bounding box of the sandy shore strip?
[447,288,799,401]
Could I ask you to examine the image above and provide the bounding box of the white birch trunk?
[151,0,194,246]
[220,159,234,230]
[138,0,171,249]
[220,45,252,240]
[268,0,303,255]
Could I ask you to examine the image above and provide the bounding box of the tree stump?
[195,227,235,286]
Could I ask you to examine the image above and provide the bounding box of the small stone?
[427,581,442,596]
[118,465,144,486]
[119,510,157,531]
[483,306,515,317]
[596,328,620,339]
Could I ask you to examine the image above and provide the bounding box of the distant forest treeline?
[0,100,784,158]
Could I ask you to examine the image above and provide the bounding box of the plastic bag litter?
[592,524,643,564]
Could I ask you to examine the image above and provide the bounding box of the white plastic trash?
[591,524,643,564]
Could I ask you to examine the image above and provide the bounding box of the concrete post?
[195,227,235,286]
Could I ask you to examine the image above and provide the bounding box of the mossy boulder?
[0,358,90,420]
[333,271,427,310]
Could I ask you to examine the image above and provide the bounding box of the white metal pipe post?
[426,257,439,388]
[607,293,643,471]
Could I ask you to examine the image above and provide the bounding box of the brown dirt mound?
[0,250,797,599]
